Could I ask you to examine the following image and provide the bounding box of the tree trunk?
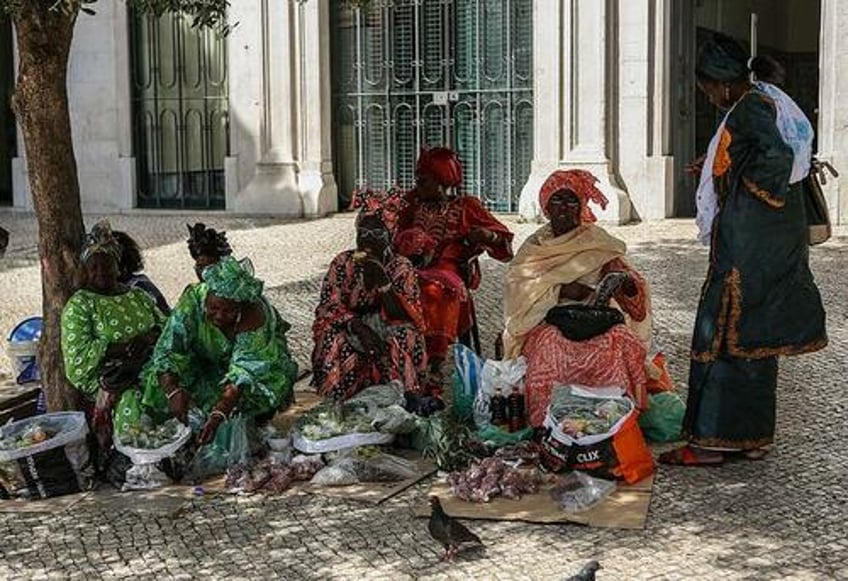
[10,4,83,411]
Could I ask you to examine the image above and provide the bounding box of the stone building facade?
[0,0,844,225]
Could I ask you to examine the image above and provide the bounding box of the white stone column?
[231,0,302,215]
[816,0,845,224]
[519,0,631,223]
[615,0,674,220]
[295,0,337,217]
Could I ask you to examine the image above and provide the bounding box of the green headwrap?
[81,219,122,264]
[696,33,749,82]
[203,256,264,303]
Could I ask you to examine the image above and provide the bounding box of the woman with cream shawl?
[502,170,667,427]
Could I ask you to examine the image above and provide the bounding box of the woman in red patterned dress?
[311,210,428,400]
[393,148,514,387]
[502,170,668,427]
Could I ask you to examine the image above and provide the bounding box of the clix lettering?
[575,450,601,464]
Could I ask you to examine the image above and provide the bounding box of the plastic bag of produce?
[186,414,250,481]
[540,385,654,484]
[346,381,405,414]
[638,392,685,443]
[114,418,192,466]
[371,404,418,434]
[114,417,192,491]
[291,400,394,454]
[310,449,418,487]
[0,412,92,499]
[550,471,617,513]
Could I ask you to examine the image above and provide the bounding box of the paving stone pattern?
[0,211,846,580]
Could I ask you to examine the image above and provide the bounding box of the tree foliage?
[2,1,230,30]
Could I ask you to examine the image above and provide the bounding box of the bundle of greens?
[117,418,185,450]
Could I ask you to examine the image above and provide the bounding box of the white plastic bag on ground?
[114,419,192,491]
[0,412,92,499]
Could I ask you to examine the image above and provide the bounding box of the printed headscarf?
[416,147,463,189]
[203,256,264,303]
[696,33,749,82]
[187,223,233,260]
[81,219,122,264]
[350,187,404,234]
[538,169,608,223]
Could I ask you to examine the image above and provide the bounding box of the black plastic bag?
[544,304,624,341]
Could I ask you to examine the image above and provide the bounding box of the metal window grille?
[129,10,230,209]
[331,0,534,212]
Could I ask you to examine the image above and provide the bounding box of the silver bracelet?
[165,387,184,401]
[210,409,228,423]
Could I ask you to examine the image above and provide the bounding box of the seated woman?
[394,147,514,386]
[187,222,233,282]
[311,210,427,400]
[142,256,298,447]
[61,220,164,466]
[502,170,661,427]
[113,230,171,315]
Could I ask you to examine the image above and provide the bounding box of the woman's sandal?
[658,445,724,467]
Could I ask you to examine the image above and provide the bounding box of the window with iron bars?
[129,10,230,210]
[331,0,533,212]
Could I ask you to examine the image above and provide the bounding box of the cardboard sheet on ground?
[414,475,655,530]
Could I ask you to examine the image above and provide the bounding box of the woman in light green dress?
[142,256,298,449]
[61,220,164,465]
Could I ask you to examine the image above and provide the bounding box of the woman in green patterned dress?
[61,220,164,464]
[142,256,298,447]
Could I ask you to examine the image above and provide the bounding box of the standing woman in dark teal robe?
[661,34,827,466]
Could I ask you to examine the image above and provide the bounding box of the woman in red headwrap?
[502,170,671,427]
[394,147,514,388]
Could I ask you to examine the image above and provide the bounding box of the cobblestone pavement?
[0,211,847,580]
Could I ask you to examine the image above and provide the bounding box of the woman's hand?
[467,227,496,247]
[197,413,224,445]
[559,282,594,302]
[349,319,385,357]
[360,258,391,291]
[161,373,190,423]
[685,154,706,175]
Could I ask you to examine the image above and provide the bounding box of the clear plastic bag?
[114,418,192,466]
[370,404,418,434]
[186,414,250,481]
[549,471,616,513]
[122,463,169,491]
[309,450,418,487]
[473,357,527,428]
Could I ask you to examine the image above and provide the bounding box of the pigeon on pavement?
[565,560,602,581]
[427,496,482,562]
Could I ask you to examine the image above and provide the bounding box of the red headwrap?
[416,147,463,189]
[538,169,608,223]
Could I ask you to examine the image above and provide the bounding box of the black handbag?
[804,158,837,246]
[544,304,625,342]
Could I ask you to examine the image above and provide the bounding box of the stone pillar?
[295,0,337,217]
[231,0,302,215]
[615,0,674,221]
[816,0,845,224]
[519,0,631,223]
[230,0,336,216]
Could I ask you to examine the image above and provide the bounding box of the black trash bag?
[544,304,625,342]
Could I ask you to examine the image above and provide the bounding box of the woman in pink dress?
[502,170,668,427]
